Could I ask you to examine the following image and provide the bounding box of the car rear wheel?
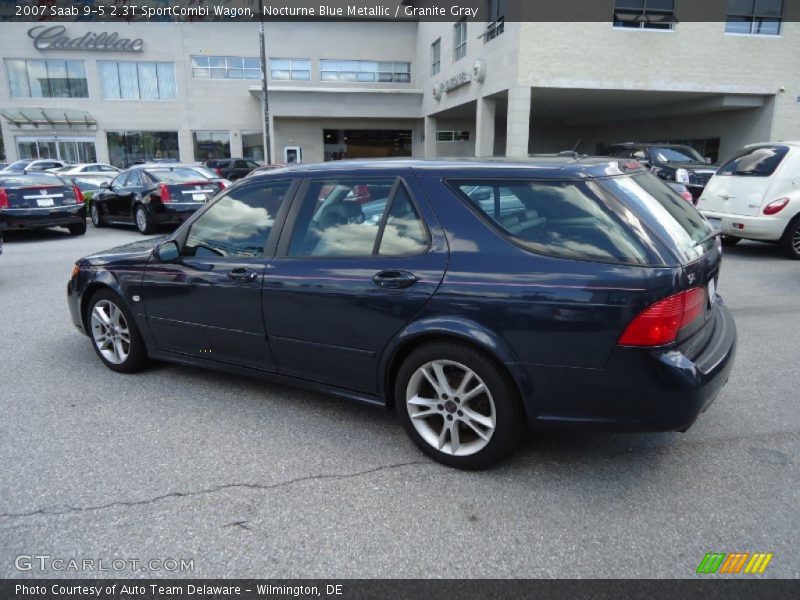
[721,235,741,247]
[67,221,86,236]
[87,290,148,373]
[779,215,800,260]
[90,203,105,228]
[135,205,155,235]
[395,341,525,469]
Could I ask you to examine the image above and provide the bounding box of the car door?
[140,178,298,370]
[98,172,130,220]
[120,170,147,222]
[262,172,448,394]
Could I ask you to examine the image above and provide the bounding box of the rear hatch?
[0,174,80,208]
[698,144,790,216]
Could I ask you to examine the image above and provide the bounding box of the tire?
[395,341,526,469]
[67,221,87,236]
[86,289,149,373]
[90,203,105,228]
[135,205,155,235]
[721,235,741,247]
[779,215,800,260]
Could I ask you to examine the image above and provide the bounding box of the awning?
[0,107,97,129]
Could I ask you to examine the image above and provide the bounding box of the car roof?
[742,141,800,149]
[249,157,647,180]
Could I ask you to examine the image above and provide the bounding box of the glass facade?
[725,0,783,34]
[191,56,261,79]
[270,58,311,81]
[98,61,177,100]
[106,131,180,167]
[6,59,88,98]
[16,137,97,162]
[193,131,231,160]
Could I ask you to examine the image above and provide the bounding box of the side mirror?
[100,181,110,189]
[155,240,180,263]
[704,157,713,164]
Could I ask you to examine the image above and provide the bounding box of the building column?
[424,116,437,158]
[475,96,496,157]
[505,86,532,158]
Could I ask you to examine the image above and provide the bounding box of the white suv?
[698,142,800,259]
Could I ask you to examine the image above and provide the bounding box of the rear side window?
[451,180,650,265]
[718,145,789,177]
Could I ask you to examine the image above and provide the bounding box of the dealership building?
[1,6,799,167]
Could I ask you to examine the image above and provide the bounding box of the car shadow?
[721,240,788,261]
[3,228,75,244]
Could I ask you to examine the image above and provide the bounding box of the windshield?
[149,168,208,183]
[651,146,705,164]
[189,166,220,180]
[718,145,789,177]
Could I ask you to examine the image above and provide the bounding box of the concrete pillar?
[475,96,496,157]
[505,86,532,158]
[230,131,244,159]
[424,116,437,158]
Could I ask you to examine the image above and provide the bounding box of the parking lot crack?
[0,460,430,521]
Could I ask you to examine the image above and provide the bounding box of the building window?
[437,131,471,142]
[242,132,265,161]
[486,0,506,41]
[454,19,468,61]
[725,0,783,35]
[5,59,88,98]
[98,61,177,100]
[613,0,676,30]
[320,60,410,83]
[431,39,441,75]
[191,56,261,79]
[106,131,179,168]
[269,58,311,81]
[16,137,97,162]
[193,131,231,160]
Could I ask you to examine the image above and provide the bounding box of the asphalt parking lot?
[0,225,798,579]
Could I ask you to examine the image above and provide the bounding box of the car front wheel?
[395,341,525,469]
[87,290,148,373]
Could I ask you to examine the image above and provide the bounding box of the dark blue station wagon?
[67,158,736,469]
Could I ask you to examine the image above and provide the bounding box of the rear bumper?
[0,205,86,230]
[150,202,203,226]
[523,302,737,432]
[700,209,786,241]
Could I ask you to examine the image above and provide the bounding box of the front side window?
[451,179,651,265]
[6,59,88,98]
[270,58,311,81]
[288,178,428,258]
[98,61,177,100]
[193,131,231,160]
[320,59,410,83]
[613,0,676,30]
[454,19,468,61]
[431,39,441,75]
[191,56,261,80]
[726,0,783,34]
[717,145,789,177]
[184,180,293,258]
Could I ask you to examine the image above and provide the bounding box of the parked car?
[68,158,736,469]
[90,166,225,234]
[124,158,180,168]
[3,158,69,173]
[55,163,121,182]
[606,143,717,201]
[0,172,86,235]
[246,163,288,178]
[697,142,800,258]
[133,163,232,189]
[204,158,261,181]
[0,162,7,171]
[68,177,106,202]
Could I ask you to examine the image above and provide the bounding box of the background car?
[246,163,288,178]
[2,158,69,173]
[90,165,225,234]
[55,163,121,183]
[698,142,800,258]
[204,158,261,180]
[68,158,735,469]
[606,143,717,201]
[0,172,86,235]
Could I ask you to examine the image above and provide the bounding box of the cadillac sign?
[433,60,486,101]
[28,25,144,53]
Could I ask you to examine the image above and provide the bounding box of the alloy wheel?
[90,299,131,365]
[793,222,800,255]
[91,204,100,225]
[405,359,496,457]
[135,208,148,233]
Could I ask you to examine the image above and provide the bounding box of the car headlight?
[675,168,690,184]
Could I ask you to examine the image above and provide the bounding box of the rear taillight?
[72,185,84,204]
[218,181,227,189]
[618,287,706,347]
[158,183,171,203]
[680,191,693,203]
[763,198,789,215]
[215,167,223,177]
[0,188,8,209]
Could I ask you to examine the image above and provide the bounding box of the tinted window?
[718,145,789,177]
[378,186,430,256]
[184,181,292,258]
[452,180,650,265]
[149,168,206,183]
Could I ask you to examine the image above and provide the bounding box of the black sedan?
[90,166,224,234]
[0,172,86,235]
[68,158,736,469]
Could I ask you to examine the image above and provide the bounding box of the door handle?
[228,267,259,282]
[372,270,418,289]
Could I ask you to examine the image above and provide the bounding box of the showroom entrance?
[323,129,412,161]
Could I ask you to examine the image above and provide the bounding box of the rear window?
[0,173,64,187]
[451,180,651,265]
[149,168,206,183]
[718,145,789,177]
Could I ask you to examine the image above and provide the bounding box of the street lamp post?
[258,0,273,164]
